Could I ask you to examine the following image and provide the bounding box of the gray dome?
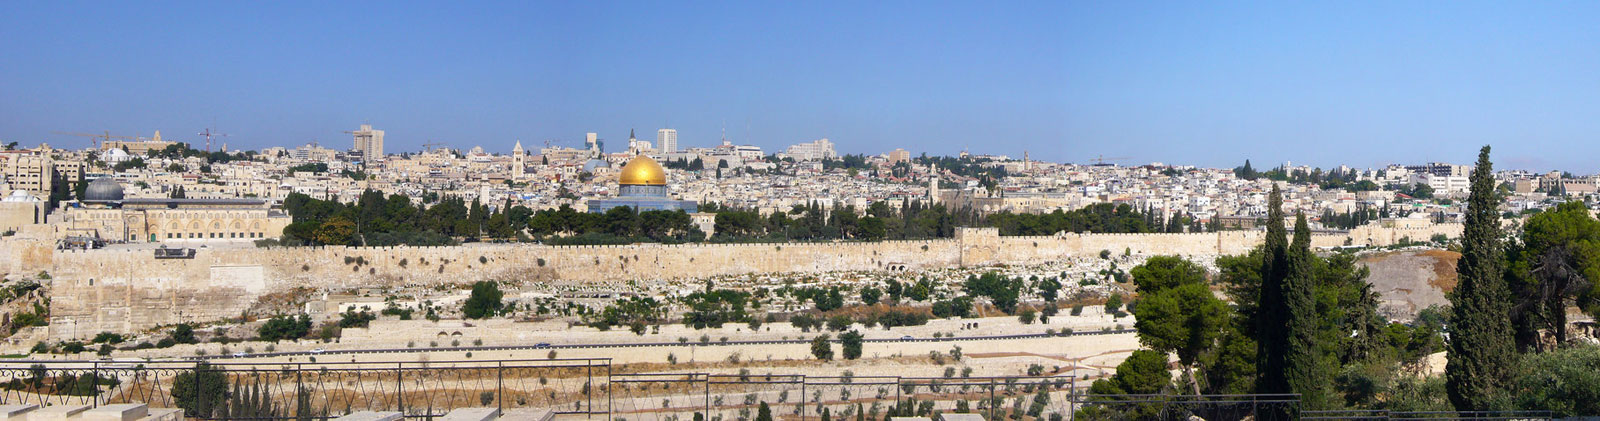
[84,178,124,202]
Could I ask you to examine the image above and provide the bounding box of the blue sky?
[3,1,1598,172]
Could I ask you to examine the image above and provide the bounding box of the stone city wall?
[8,222,1461,340]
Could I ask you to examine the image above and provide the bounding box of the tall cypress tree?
[1255,185,1291,395]
[1285,212,1327,408]
[1446,145,1514,410]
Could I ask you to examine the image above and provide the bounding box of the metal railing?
[0,360,1558,420]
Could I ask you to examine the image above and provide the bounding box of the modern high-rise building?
[350,124,385,158]
[657,128,677,153]
[783,138,837,161]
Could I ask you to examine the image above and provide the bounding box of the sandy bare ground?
[1359,250,1458,321]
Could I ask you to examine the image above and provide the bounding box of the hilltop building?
[783,138,836,161]
[657,128,677,153]
[350,124,385,158]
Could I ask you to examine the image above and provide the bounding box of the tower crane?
[53,130,146,149]
[421,141,448,153]
[198,128,228,153]
[1088,155,1131,166]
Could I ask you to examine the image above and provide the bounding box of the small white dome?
[2,190,40,203]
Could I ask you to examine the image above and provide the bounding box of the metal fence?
[0,360,1558,420]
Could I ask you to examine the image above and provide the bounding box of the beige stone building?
[0,190,46,233]
[0,153,55,197]
[102,131,178,155]
[60,178,291,243]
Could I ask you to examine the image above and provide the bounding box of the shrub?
[462,281,504,319]
[810,334,833,361]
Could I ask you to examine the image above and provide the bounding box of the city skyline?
[4,1,1600,172]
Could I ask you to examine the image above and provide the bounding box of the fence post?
[799,377,806,421]
[704,375,711,421]
[91,361,100,407]
[586,363,592,420]
[496,362,504,414]
[605,362,613,420]
[296,366,304,419]
[396,362,404,416]
[1068,375,1075,421]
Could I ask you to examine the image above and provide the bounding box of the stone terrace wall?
[22,222,1463,339]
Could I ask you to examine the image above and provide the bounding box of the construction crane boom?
[53,131,146,149]
[198,128,229,153]
[1088,155,1131,166]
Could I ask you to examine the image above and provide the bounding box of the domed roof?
[2,190,40,203]
[83,178,124,202]
[618,155,667,186]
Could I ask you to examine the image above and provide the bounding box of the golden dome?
[618,155,667,186]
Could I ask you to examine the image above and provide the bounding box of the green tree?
[755,402,772,421]
[462,281,504,319]
[1131,255,1228,395]
[1256,184,1292,395]
[258,314,312,342]
[1504,344,1600,417]
[1038,277,1062,302]
[811,334,834,361]
[314,216,357,246]
[1131,255,1208,294]
[172,363,227,417]
[1082,350,1171,420]
[1285,213,1329,408]
[172,323,197,344]
[1509,201,1600,350]
[840,330,864,360]
[1446,145,1514,411]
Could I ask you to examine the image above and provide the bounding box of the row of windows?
[163,232,267,239]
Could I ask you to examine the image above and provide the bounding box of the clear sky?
[3,1,1597,172]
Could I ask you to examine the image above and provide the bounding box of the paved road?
[191,328,1136,360]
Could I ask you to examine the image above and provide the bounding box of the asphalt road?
[189,328,1137,360]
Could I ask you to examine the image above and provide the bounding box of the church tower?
[512,140,526,178]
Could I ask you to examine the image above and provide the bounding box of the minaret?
[929,164,939,205]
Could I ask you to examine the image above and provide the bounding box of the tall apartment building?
[657,128,678,153]
[783,138,837,161]
[1405,162,1470,177]
[350,124,385,158]
[1,154,55,197]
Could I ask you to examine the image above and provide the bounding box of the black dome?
[84,178,124,202]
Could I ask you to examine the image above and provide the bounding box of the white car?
[232,352,248,358]
[900,335,915,341]
[310,348,325,354]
